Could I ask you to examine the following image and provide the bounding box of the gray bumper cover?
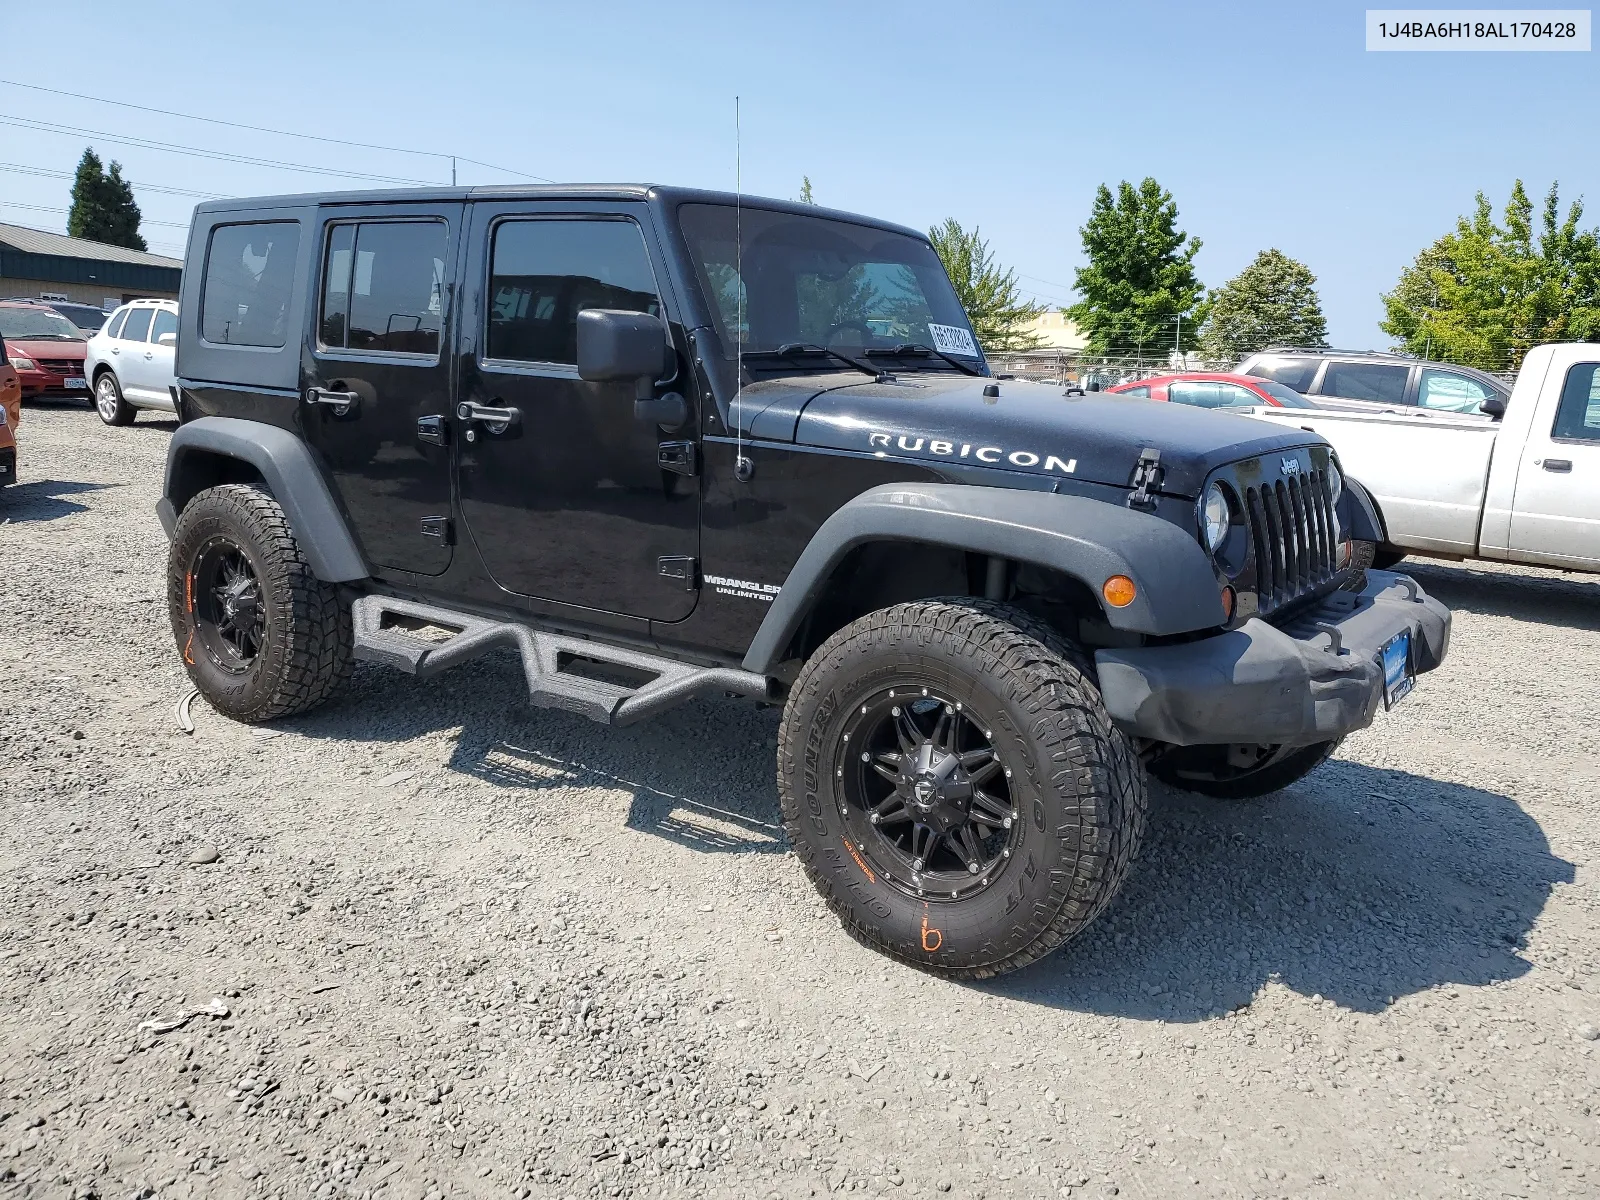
[1094,571,1451,747]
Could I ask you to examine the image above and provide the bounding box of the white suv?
[85,299,179,426]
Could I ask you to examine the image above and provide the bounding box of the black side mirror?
[1086,380,1101,392]
[1479,395,1506,419]
[576,309,670,391]
[575,308,686,429]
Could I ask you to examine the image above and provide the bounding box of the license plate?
[1380,630,1415,710]
[64,376,86,389]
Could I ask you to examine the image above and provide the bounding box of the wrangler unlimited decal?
[867,432,1077,474]
[704,574,782,602]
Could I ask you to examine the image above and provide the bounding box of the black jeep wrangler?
[158,185,1450,978]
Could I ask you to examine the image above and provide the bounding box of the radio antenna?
[733,95,747,482]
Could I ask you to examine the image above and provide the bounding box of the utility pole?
[1174,313,1181,367]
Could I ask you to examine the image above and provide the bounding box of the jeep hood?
[735,373,1326,498]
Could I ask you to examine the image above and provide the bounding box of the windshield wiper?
[864,343,983,376]
[742,343,882,380]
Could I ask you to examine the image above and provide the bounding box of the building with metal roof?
[0,222,183,311]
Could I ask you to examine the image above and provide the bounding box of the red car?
[1106,371,1316,409]
[0,300,89,402]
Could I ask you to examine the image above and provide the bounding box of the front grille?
[36,359,82,375]
[1244,468,1339,612]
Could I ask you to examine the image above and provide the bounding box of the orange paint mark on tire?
[921,912,943,953]
[183,628,194,666]
[844,840,876,885]
[185,572,194,614]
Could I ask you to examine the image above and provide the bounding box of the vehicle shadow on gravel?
[0,478,116,522]
[293,657,788,856]
[1403,559,1600,632]
[992,759,1574,1019]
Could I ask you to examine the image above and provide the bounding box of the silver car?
[85,299,179,426]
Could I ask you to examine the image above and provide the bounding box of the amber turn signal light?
[1102,575,1137,608]
[1220,585,1236,622]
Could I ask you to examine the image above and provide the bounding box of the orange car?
[0,334,19,485]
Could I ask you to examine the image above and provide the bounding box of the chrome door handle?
[456,400,520,433]
[305,387,360,416]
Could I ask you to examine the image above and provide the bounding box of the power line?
[0,114,442,186]
[0,200,189,229]
[0,160,230,199]
[0,78,555,184]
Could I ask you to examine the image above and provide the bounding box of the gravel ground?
[1,404,1597,1200]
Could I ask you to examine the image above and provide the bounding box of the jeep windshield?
[678,203,984,372]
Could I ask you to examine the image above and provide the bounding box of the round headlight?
[1327,460,1343,504]
[1203,482,1230,553]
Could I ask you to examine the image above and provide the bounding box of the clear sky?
[3,0,1595,345]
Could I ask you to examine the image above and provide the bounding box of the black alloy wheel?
[189,536,266,670]
[837,686,1019,901]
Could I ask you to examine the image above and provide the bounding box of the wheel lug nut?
[1004,768,1013,778]
[921,688,929,697]
[891,706,900,716]
[912,858,924,870]
[1003,816,1013,829]
[870,813,880,824]
[968,862,980,874]
[944,704,954,715]
[861,752,870,762]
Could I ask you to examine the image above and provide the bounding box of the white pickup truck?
[1243,343,1600,570]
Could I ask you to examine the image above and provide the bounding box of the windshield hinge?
[1127,448,1164,510]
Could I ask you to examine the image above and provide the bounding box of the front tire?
[1149,740,1340,799]
[778,599,1147,979]
[167,483,352,722]
[94,371,133,426]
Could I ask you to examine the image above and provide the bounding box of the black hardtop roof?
[190,184,930,244]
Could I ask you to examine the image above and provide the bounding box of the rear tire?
[778,598,1147,979]
[1149,740,1340,799]
[167,483,352,722]
[94,371,133,426]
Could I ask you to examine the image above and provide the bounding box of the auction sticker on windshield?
[927,323,978,358]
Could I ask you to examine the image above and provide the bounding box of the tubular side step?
[350,595,770,726]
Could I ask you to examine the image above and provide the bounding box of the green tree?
[1198,249,1328,362]
[67,147,146,251]
[1067,178,1205,359]
[798,176,815,205]
[1381,181,1600,372]
[927,218,1044,351]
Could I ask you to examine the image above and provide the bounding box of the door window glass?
[1167,381,1261,408]
[1418,368,1494,412]
[486,219,660,364]
[149,309,177,343]
[319,221,447,355]
[106,309,128,339]
[1551,363,1600,442]
[1244,357,1320,392]
[201,221,301,348]
[121,307,152,343]
[1118,385,1150,398]
[1321,362,1409,404]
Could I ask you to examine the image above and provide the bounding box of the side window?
[1551,363,1600,442]
[105,309,129,339]
[1245,357,1320,392]
[1119,385,1151,399]
[201,221,301,348]
[121,307,153,343]
[1418,369,1493,412]
[486,219,660,365]
[319,221,447,355]
[1168,381,1238,408]
[150,308,177,344]
[1215,383,1264,407]
[1322,362,1409,404]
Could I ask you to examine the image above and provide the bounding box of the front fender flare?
[157,416,368,583]
[742,482,1225,673]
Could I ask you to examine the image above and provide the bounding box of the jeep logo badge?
[1281,456,1302,475]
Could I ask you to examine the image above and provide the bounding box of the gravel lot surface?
[1,404,1597,1200]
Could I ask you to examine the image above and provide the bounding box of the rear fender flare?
[157,415,367,582]
[742,482,1226,674]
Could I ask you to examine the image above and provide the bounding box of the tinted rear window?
[202,221,301,348]
[1322,361,1409,404]
[1245,357,1320,392]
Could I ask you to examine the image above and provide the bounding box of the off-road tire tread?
[778,597,1147,980]
[168,483,352,721]
[1150,738,1341,800]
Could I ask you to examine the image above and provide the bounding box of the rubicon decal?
[704,574,782,602]
[867,432,1076,474]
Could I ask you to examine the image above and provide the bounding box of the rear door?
[1508,358,1600,568]
[114,305,156,403]
[146,307,177,407]
[303,203,462,577]
[1315,360,1412,412]
[454,200,699,621]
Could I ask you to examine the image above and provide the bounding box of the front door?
[455,202,699,621]
[1509,358,1600,569]
[304,203,461,577]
